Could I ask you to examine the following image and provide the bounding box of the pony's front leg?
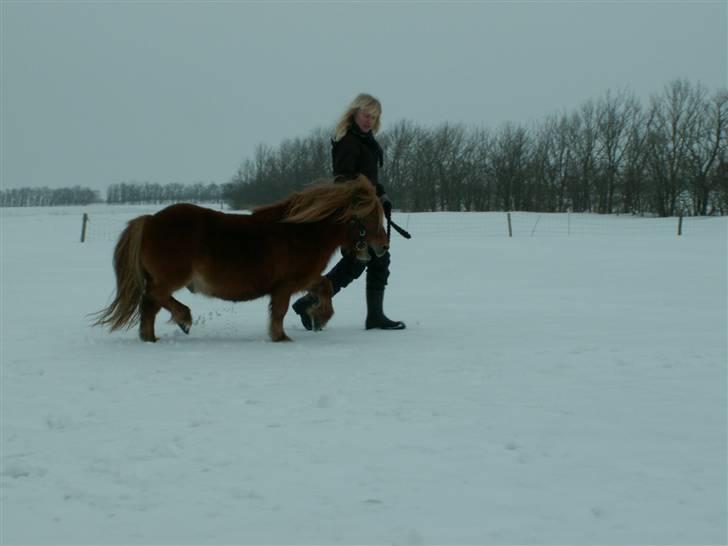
[269,289,293,342]
[307,276,335,330]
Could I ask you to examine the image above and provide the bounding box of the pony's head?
[280,176,389,261]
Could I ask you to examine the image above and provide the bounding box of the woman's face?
[354,108,378,133]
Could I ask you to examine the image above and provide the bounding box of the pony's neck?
[250,205,353,268]
[251,202,288,223]
[288,218,351,260]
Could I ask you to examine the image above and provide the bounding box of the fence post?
[80,213,89,242]
[677,215,683,237]
[507,212,512,238]
[568,210,571,236]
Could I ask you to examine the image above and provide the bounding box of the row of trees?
[224,129,331,209]
[225,79,728,216]
[0,186,101,207]
[106,182,223,204]
[1,182,224,207]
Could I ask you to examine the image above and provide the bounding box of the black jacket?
[332,126,386,197]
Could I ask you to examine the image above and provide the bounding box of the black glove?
[380,193,393,219]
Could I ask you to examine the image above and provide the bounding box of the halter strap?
[349,218,368,251]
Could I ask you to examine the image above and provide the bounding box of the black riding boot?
[365,288,406,330]
[292,253,366,330]
[291,292,319,331]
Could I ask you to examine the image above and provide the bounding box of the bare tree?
[532,113,574,212]
[491,123,531,211]
[463,127,496,211]
[567,101,599,212]
[646,79,705,216]
[594,89,641,213]
[432,123,469,211]
[379,119,420,210]
[687,89,728,215]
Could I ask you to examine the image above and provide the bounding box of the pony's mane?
[252,176,382,224]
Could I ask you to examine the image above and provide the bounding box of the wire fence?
[76,203,230,243]
[394,211,726,239]
[74,207,726,243]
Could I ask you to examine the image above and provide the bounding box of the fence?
[76,203,228,243]
[390,211,724,239]
[78,207,726,243]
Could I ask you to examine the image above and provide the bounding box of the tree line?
[225,79,728,216]
[1,181,223,207]
[105,182,223,204]
[0,186,102,207]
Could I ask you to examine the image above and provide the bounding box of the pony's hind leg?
[167,296,193,334]
[143,283,193,339]
[139,295,161,342]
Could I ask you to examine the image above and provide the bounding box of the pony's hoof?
[140,334,158,342]
[178,322,191,335]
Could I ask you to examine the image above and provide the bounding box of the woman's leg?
[365,251,405,330]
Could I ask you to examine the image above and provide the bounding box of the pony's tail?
[92,215,150,331]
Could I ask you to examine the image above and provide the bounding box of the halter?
[348,218,369,251]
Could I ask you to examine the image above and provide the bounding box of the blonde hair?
[333,93,382,141]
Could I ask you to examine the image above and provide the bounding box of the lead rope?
[387,216,412,240]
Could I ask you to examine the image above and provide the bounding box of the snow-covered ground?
[1,205,726,545]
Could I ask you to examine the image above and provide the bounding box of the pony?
[93,176,388,342]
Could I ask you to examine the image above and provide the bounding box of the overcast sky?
[2,1,726,192]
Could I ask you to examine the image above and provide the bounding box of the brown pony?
[93,176,388,342]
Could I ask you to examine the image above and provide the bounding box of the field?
[1,205,726,545]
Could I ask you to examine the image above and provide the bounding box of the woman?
[292,93,405,331]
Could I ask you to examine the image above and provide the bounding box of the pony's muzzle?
[354,242,372,262]
[370,243,388,258]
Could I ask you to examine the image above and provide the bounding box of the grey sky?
[2,1,726,192]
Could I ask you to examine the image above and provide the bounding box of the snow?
[1,205,726,545]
